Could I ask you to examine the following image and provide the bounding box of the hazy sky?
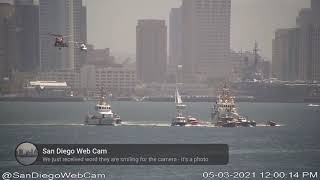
[84,0,310,60]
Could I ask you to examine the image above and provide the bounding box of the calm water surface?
[0,101,319,179]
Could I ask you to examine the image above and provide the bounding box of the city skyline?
[84,0,309,60]
[0,0,318,91]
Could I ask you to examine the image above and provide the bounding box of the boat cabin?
[95,104,111,111]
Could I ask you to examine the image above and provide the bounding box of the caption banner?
[31,144,228,165]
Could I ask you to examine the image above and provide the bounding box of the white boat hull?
[171,121,187,126]
[85,116,117,126]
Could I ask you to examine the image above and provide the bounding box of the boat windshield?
[95,105,111,110]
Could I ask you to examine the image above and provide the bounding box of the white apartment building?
[80,65,136,96]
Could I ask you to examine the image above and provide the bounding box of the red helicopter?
[48,33,70,49]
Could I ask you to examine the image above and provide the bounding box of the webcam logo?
[15,142,38,166]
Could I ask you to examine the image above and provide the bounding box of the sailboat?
[171,88,187,126]
[175,88,186,110]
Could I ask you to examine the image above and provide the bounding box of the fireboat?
[211,83,256,127]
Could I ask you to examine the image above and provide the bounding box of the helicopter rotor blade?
[48,33,63,37]
[69,41,85,44]
[61,35,73,38]
[47,33,73,38]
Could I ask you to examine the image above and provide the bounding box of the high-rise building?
[72,0,82,72]
[311,0,320,19]
[272,0,320,81]
[39,0,82,72]
[136,19,167,83]
[80,5,87,66]
[295,0,320,81]
[169,7,182,67]
[272,28,300,81]
[296,8,313,80]
[311,25,320,80]
[310,0,320,81]
[296,0,320,81]
[181,0,231,81]
[15,0,40,72]
[0,0,16,79]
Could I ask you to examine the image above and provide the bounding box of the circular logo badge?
[15,142,38,166]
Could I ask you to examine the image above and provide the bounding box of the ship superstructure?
[212,83,256,127]
[85,90,121,126]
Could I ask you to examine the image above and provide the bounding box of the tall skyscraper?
[39,0,82,72]
[80,5,87,66]
[296,8,313,80]
[272,28,300,81]
[296,0,320,81]
[0,0,16,79]
[272,0,320,81]
[311,0,320,19]
[136,19,167,83]
[169,7,182,67]
[15,0,40,72]
[181,0,231,81]
[72,0,82,72]
[310,0,320,81]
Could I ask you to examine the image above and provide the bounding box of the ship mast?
[99,87,107,105]
[253,41,260,75]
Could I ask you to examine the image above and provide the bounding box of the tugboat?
[211,83,256,127]
[85,90,121,126]
[171,88,187,126]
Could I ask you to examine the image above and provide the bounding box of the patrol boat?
[85,92,121,126]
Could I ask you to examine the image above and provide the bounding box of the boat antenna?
[99,87,106,104]
[223,81,227,89]
[175,87,177,104]
[253,41,260,73]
